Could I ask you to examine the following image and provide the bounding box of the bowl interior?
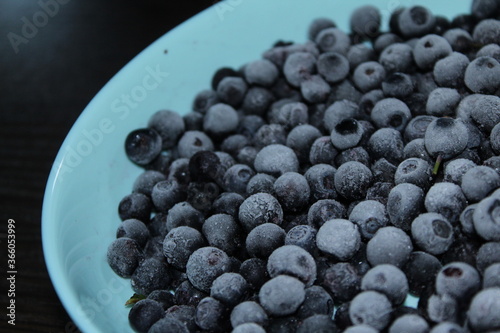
[43,1,469,332]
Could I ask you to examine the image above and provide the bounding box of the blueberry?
[353,61,386,92]
[283,51,317,87]
[297,314,337,333]
[117,219,150,248]
[491,122,500,154]
[433,52,470,88]
[443,158,477,185]
[324,99,360,132]
[308,17,336,40]
[347,44,375,71]
[217,76,248,107]
[221,134,249,156]
[209,272,249,307]
[382,72,414,98]
[195,296,230,331]
[246,223,286,258]
[386,183,425,231]
[300,75,331,103]
[148,316,189,333]
[186,246,231,293]
[307,199,346,228]
[389,314,429,333]
[315,27,351,55]
[151,179,185,213]
[459,203,478,236]
[398,6,436,38]
[404,251,442,296]
[476,241,500,273]
[368,128,405,165]
[411,212,454,255]
[426,88,461,117]
[469,94,500,133]
[483,263,500,288]
[358,89,384,118]
[132,170,167,197]
[349,290,392,330]
[395,158,433,190]
[321,262,361,303]
[464,56,500,94]
[374,33,403,54]
[107,237,144,278]
[404,122,436,152]
[304,164,337,201]
[147,290,175,311]
[366,226,413,268]
[223,164,255,195]
[316,219,361,261]
[238,192,283,232]
[211,67,241,90]
[350,5,381,39]
[242,87,275,117]
[167,158,190,185]
[238,115,266,139]
[371,158,397,183]
[286,124,322,163]
[233,323,266,333]
[473,196,500,241]
[259,275,305,316]
[244,59,279,87]
[462,166,500,202]
[296,285,334,320]
[182,111,203,131]
[336,146,371,167]
[443,28,473,53]
[203,103,239,138]
[253,124,287,148]
[371,98,411,132]
[365,181,394,205]
[267,245,317,287]
[477,43,500,62]
[285,225,318,255]
[349,200,388,240]
[472,0,499,19]
[379,43,414,74]
[119,192,152,223]
[424,117,469,160]
[335,161,373,201]
[163,226,205,270]
[254,144,299,176]
[239,258,269,291]
[344,325,379,333]
[177,130,214,159]
[202,214,242,255]
[192,89,219,115]
[125,128,163,166]
[330,118,364,150]
[128,299,165,333]
[361,264,409,305]
[273,172,310,213]
[429,322,464,333]
[246,173,276,196]
[148,110,185,149]
[473,18,500,45]
[329,80,363,103]
[174,280,207,307]
[426,293,459,323]
[415,34,453,71]
[435,262,481,301]
[467,287,500,332]
[186,181,220,213]
[131,257,170,295]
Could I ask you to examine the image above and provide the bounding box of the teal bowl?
[42,1,470,332]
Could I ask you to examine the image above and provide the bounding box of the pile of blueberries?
[107,1,500,332]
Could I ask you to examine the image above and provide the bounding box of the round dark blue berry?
[411,212,454,255]
[125,128,162,165]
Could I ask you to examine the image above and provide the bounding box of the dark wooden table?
[0,1,212,331]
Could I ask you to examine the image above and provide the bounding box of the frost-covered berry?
[185,247,231,293]
[259,275,306,316]
[361,264,409,305]
[254,144,299,176]
[473,196,500,241]
[435,262,481,300]
[464,56,500,94]
[366,226,413,268]
[107,237,144,278]
[148,109,185,149]
[316,219,361,261]
[267,245,317,286]
[349,291,392,330]
[411,212,454,255]
[334,161,373,201]
[238,192,283,232]
[163,226,205,270]
[467,288,500,332]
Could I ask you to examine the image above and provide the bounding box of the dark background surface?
[0,1,212,332]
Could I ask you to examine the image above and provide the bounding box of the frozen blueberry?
[245,173,275,196]
[285,225,318,254]
[462,166,500,202]
[349,290,392,330]
[374,33,403,53]
[425,182,467,223]
[202,214,242,255]
[347,44,375,71]
[395,158,433,190]
[473,18,500,44]
[238,192,283,232]
[379,43,414,74]
[192,89,219,115]
[443,158,477,185]
[435,262,481,301]
[365,181,394,205]
[309,136,338,166]
[389,314,429,333]
[233,323,266,333]
[183,111,203,131]
[371,98,411,132]
[151,179,185,213]
[148,316,189,333]
[296,285,334,319]
[230,301,268,328]
[483,263,500,288]
[411,212,454,255]
[371,158,397,183]
[304,164,337,201]
[398,6,436,38]
[125,128,162,166]
[128,299,165,333]
[476,242,500,273]
[107,237,144,278]
[147,290,175,311]
[477,43,500,62]
[426,293,459,323]
[350,5,381,39]
[216,76,248,107]
[119,192,152,224]
[274,102,308,131]
[433,52,470,88]
[382,72,414,98]
[324,99,360,132]
[267,244,317,287]
[353,61,386,92]
[163,226,205,270]
[414,34,453,70]
[335,161,373,201]
[166,202,203,232]
[148,110,185,149]
[177,131,214,159]
[211,67,241,90]
[246,223,286,258]
[429,322,464,333]
[366,226,413,268]
[467,287,500,332]
[315,27,351,54]
[244,59,278,87]
[336,146,371,167]
[426,88,461,117]
[424,117,469,160]
[469,94,500,133]
[259,275,305,316]
[167,158,190,186]
[300,75,331,103]
[195,296,229,331]
[322,262,361,303]
[286,124,322,163]
[283,52,317,87]
[174,280,207,307]
[308,17,336,40]
[473,196,500,241]
[241,87,274,117]
[349,200,388,240]
[361,264,409,305]
[253,123,287,148]
[203,103,239,138]
[344,325,379,333]
[132,171,166,198]
[330,118,364,150]
[223,164,255,195]
[254,144,299,176]
[464,56,500,94]
[307,199,346,228]
[459,203,478,236]
[239,258,269,291]
[186,247,231,294]
[117,219,150,248]
[221,134,249,157]
[471,0,499,19]
[368,128,405,165]
[210,272,249,307]
[297,314,337,333]
[273,172,310,213]
[404,251,442,296]
[131,257,170,295]
[317,219,361,261]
